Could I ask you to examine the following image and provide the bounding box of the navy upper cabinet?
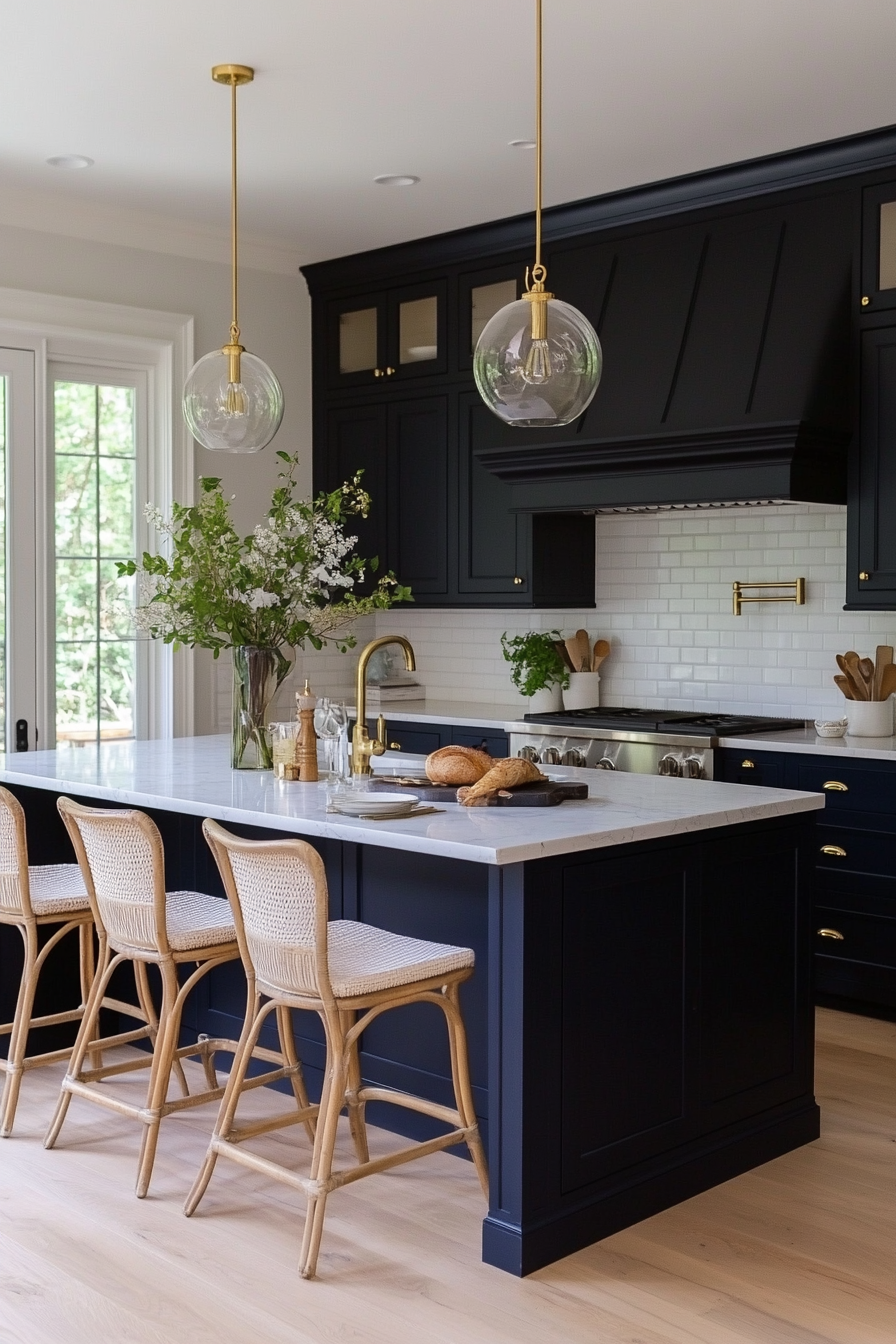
[861,182,896,314]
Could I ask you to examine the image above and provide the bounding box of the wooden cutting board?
[368,777,589,806]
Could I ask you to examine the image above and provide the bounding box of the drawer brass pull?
[817,927,845,941]
[741,759,755,769]
[820,845,847,857]
[823,781,848,792]
[389,742,402,750]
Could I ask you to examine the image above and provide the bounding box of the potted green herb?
[501,630,569,712]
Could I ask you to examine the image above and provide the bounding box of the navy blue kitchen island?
[0,737,824,1274]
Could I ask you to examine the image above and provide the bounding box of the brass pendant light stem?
[534,0,543,275]
[230,73,239,345]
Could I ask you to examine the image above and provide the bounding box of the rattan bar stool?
[48,798,314,1198]
[0,785,131,1136]
[187,819,488,1279]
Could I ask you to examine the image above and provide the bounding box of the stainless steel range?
[507,708,806,780]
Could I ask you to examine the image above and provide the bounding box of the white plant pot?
[525,685,563,714]
[846,698,894,737]
[562,672,601,712]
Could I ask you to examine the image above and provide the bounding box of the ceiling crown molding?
[0,183,304,276]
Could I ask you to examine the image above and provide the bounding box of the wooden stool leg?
[44,941,115,1151]
[442,984,489,1197]
[299,1021,347,1280]
[0,923,40,1138]
[78,922,104,1075]
[135,958,182,1198]
[135,960,189,1100]
[184,992,273,1216]
[341,1008,369,1165]
[275,1003,316,1143]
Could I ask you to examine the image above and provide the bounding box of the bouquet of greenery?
[500,629,570,697]
[119,451,411,655]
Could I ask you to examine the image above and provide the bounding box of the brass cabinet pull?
[859,571,870,581]
[817,927,845,940]
[388,742,402,750]
[385,366,396,376]
[823,780,848,791]
[820,844,847,857]
[513,576,524,586]
[741,759,755,769]
[374,367,384,377]
[861,296,871,307]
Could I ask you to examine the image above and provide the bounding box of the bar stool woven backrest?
[0,788,30,917]
[203,823,333,1005]
[58,801,168,955]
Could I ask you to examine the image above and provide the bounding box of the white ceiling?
[3,0,896,275]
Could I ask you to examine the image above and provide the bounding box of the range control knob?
[562,749,587,768]
[658,754,681,777]
[541,746,562,765]
[518,745,540,763]
[596,757,617,770]
[683,755,705,780]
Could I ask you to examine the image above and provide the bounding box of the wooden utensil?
[592,638,610,671]
[575,629,591,673]
[834,673,855,700]
[554,640,576,673]
[859,656,876,696]
[873,645,894,700]
[564,637,583,673]
[879,663,896,700]
[838,652,868,700]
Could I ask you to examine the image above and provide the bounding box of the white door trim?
[0,286,195,739]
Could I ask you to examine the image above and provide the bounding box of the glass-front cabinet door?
[327,282,446,387]
[862,183,896,313]
[387,281,447,379]
[458,263,522,371]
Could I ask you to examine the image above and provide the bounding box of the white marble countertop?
[0,735,823,867]
[717,725,896,760]
[349,699,524,730]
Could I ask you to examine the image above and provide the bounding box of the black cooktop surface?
[521,706,806,736]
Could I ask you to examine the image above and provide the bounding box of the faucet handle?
[373,714,387,755]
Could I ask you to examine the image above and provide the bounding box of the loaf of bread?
[457,757,546,806]
[425,744,494,786]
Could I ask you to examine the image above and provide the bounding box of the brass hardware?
[351,636,416,777]
[823,781,848,792]
[209,64,256,393]
[817,927,845,940]
[385,366,395,376]
[374,368,384,378]
[389,742,402,750]
[733,577,806,616]
[513,576,524,585]
[820,845,847,857]
[211,64,255,86]
[861,296,870,306]
[741,759,755,769]
[859,571,870,581]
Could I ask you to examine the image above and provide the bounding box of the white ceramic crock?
[562,672,601,711]
[525,685,564,713]
[846,699,894,737]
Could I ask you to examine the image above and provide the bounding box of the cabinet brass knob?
[385,366,395,376]
[374,368,384,377]
[817,927,845,940]
[861,296,871,307]
[820,844,847,857]
[741,759,755,768]
[859,571,870,581]
[513,576,524,585]
[823,781,848,792]
[389,742,402,750]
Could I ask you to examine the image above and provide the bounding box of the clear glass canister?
[270,721,299,769]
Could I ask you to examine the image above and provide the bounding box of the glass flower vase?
[231,645,291,770]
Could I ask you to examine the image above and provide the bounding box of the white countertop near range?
[349,698,523,730]
[0,735,822,867]
[717,725,896,760]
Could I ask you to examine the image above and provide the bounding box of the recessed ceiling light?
[46,155,94,169]
[509,139,536,150]
[374,174,419,187]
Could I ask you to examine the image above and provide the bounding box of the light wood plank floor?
[0,1007,892,1344]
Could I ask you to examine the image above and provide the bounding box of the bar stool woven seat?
[0,787,106,1137]
[186,820,488,1279]
[47,799,314,1198]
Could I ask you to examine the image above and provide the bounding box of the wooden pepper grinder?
[295,679,319,782]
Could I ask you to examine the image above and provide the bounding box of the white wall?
[0,220,312,734]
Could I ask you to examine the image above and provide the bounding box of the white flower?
[248,588,279,611]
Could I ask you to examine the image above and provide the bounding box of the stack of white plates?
[332,792,419,818]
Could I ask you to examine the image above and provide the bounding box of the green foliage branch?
[118,452,412,655]
[501,629,570,697]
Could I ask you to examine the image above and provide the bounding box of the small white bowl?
[814,718,848,738]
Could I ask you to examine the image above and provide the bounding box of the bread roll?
[425,745,493,786]
[457,757,546,805]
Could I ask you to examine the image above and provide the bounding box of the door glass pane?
[399,295,438,364]
[0,378,6,745]
[471,279,518,351]
[880,201,896,291]
[54,381,137,744]
[339,307,378,373]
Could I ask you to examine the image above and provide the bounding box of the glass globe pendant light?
[183,65,284,454]
[474,0,602,428]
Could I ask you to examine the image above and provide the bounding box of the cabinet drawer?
[383,728,441,756]
[715,749,788,788]
[815,826,896,877]
[450,729,509,757]
[796,760,896,817]
[815,906,896,970]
